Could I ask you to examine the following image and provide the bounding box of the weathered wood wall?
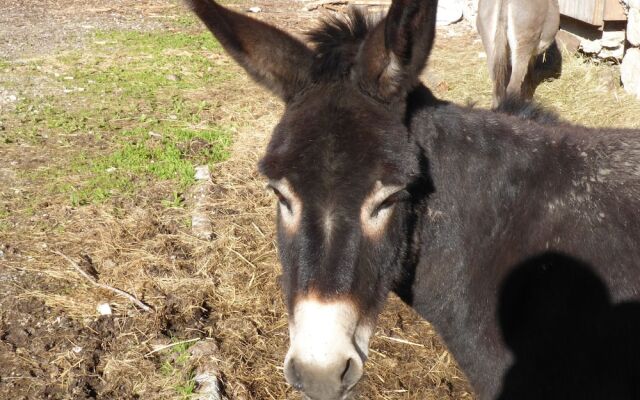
[558,0,626,26]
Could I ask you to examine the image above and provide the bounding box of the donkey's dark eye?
[372,189,410,217]
[268,186,292,211]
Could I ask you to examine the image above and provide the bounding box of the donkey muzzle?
[283,298,373,400]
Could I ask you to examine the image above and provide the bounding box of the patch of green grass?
[62,125,231,206]
[0,59,10,71]
[176,375,197,399]
[159,340,198,399]
[171,15,201,29]
[94,30,220,52]
[6,28,240,206]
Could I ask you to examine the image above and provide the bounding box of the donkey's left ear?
[355,0,438,101]
[186,0,314,101]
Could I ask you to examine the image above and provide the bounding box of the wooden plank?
[558,0,605,26]
[303,0,391,11]
[603,0,627,21]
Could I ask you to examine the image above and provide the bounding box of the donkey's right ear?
[186,0,314,101]
[355,0,438,102]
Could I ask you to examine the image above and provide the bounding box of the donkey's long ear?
[355,0,438,101]
[186,0,314,101]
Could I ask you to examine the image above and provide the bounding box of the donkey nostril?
[340,356,363,388]
[285,358,304,391]
[340,358,352,382]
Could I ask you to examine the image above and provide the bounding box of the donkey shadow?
[526,40,563,98]
[498,252,640,400]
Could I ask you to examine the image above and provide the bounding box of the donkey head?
[187,1,437,398]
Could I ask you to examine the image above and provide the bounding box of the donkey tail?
[491,0,510,107]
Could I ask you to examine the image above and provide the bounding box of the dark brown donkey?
[186,0,640,399]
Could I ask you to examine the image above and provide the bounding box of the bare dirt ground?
[1,1,640,399]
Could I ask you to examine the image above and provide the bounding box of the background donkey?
[187,0,640,399]
[477,0,560,107]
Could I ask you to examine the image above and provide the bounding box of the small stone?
[193,373,223,400]
[72,346,83,353]
[621,48,640,99]
[436,81,450,92]
[478,52,487,59]
[248,6,262,13]
[601,31,625,48]
[437,1,463,26]
[599,46,624,60]
[149,131,162,139]
[97,303,112,316]
[166,74,181,82]
[580,39,602,54]
[194,165,210,181]
[190,340,223,400]
[628,7,640,47]
[106,167,117,173]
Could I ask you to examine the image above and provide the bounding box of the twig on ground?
[53,250,154,312]
[304,0,391,11]
[378,335,425,348]
[144,338,200,357]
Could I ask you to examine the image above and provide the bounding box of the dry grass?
[427,23,640,129]
[4,55,471,399]
[3,5,640,400]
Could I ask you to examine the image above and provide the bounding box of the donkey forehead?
[259,91,419,186]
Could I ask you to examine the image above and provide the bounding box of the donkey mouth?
[285,297,373,400]
[302,389,356,400]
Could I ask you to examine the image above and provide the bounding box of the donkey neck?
[400,88,589,399]
[406,96,582,318]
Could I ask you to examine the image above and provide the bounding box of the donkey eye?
[372,189,409,217]
[268,186,292,211]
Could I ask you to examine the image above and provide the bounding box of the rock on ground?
[621,48,640,99]
[628,6,640,47]
[463,0,479,23]
[437,0,463,26]
[189,340,225,400]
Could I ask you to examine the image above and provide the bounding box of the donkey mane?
[306,8,378,78]
[308,9,562,127]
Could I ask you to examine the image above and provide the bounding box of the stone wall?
[622,0,640,98]
[463,0,479,23]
